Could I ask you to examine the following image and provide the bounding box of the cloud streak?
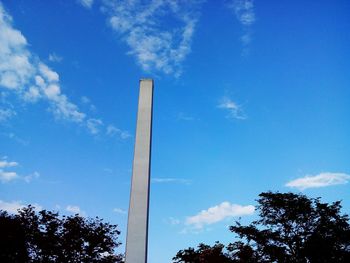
[231,0,255,26]
[113,208,127,215]
[77,0,94,9]
[218,96,246,120]
[286,172,350,190]
[66,205,86,215]
[152,177,191,185]
[185,201,254,230]
[0,200,42,214]
[0,108,16,122]
[227,0,256,52]
[0,158,18,168]
[48,53,63,63]
[101,0,201,76]
[106,124,131,140]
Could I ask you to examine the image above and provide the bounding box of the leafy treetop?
[173,192,350,263]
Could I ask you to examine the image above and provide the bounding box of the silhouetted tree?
[173,242,232,263]
[174,192,350,263]
[0,205,123,263]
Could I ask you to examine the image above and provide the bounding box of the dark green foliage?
[0,205,123,263]
[174,192,350,263]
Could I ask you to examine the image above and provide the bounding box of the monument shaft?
[125,79,153,263]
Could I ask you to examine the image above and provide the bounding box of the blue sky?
[0,0,349,262]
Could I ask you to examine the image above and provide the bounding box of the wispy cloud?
[100,0,202,76]
[81,96,90,104]
[0,200,42,214]
[177,112,195,121]
[165,217,181,225]
[152,177,191,185]
[113,208,127,215]
[81,96,97,112]
[87,118,103,135]
[0,3,128,137]
[0,156,18,182]
[218,96,246,120]
[0,108,16,122]
[66,205,86,215]
[77,0,94,9]
[0,158,18,168]
[23,171,40,183]
[231,0,255,26]
[0,132,29,145]
[0,170,18,182]
[106,124,131,140]
[185,201,254,230]
[48,53,63,63]
[286,172,350,190]
[227,0,256,53]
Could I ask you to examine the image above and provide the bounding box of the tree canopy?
[173,192,350,263]
[0,205,123,263]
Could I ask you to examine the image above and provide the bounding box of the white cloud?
[0,3,34,90]
[49,94,86,122]
[106,124,131,139]
[101,0,201,76]
[0,3,134,138]
[218,96,246,120]
[167,217,181,225]
[48,53,63,63]
[0,200,25,213]
[0,169,18,182]
[87,118,103,134]
[286,172,350,190]
[177,112,195,121]
[44,84,60,98]
[0,132,28,145]
[185,202,254,229]
[0,3,86,123]
[38,63,59,82]
[227,0,255,51]
[78,0,94,9]
[113,208,127,215]
[240,32,251,45]
[23,86,41,102]
[0,200,42,213]
[152,177,191,185]
[231,0,255,26]
[0,156,39,183]
[66,205,85,215]
[23,171,40,183]
[81,96,90,104]
[0,158,18,168]
[81,96,97,112]
[0,156,19,182]
[0,108,16,122]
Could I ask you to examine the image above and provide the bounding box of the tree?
[174,192,350,263]
[173,242,232,263]
[0,205,123,263]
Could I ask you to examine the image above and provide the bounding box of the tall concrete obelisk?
[125,79,153,263]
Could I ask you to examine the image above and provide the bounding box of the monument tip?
[140,78,153,82]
